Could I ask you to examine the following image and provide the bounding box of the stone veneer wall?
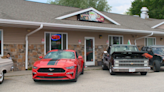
[3,44,44,71]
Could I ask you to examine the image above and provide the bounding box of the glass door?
[45,33,67,54]
[85,37,95,66]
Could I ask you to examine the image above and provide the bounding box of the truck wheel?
[102,59,108,70]
[153,60,160,72]
[0,72,4,84]
[109,64,115,75]
[140,72,147,75]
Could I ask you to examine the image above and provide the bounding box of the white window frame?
[108,35,124,46]
[144,37,156,46]
[44,32,68,55]
[0,29,3,56]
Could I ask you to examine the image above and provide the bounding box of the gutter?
[134,32,153,45]
[0,19,164,35]
[25,24,43,70]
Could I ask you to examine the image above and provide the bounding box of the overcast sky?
[27,0,134,14]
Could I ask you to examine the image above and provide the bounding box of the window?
[145,38,156,46]
[44,51,75,59]
[45,32,68,54]
[0,30,2,56]
[108,35,123,45]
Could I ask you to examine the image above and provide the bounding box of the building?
[1,0,164,70]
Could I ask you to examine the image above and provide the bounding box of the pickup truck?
[102,44,150,75]
[0,57,13,84]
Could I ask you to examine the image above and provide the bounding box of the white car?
[0,57,13,84]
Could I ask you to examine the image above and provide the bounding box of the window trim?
[144,37,156,46]
[44,32,68,55]
[108,35,124,46]
[0,29,3,56]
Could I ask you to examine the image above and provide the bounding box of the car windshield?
[110,45,139,54]
[44,51,75,59]
[152,47,164,55]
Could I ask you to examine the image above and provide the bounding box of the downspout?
[25,24,43,70]
[134,32,153,45]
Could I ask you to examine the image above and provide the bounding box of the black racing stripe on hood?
[47,59,59,65]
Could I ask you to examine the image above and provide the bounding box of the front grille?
[38,68,65,73]
[119,61,144,63]
[37,76,66,78]
[119,64,144,67]
[118,60,145,67]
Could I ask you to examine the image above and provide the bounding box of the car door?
[76,52,82,73]
[104,46,111,67]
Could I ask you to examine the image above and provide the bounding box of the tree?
[127,0,164,19]
[48,0,111,12]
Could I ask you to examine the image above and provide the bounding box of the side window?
[76,52,78,58]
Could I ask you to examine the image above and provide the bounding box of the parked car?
[32,50,84,82]
[102,44,150,75]
[0,57,13,84]
[141,45,164,72]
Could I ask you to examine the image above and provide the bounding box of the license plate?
[129,69,135,72]
[48,74,53,75]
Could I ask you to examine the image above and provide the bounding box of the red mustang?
[32,50,84,82]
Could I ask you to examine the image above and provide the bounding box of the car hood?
[34,59,76,68]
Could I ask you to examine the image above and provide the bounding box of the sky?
[27,0,135,14]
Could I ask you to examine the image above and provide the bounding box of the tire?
[102,59,108,70]
[33,79,40,82]
[81,64,84,75]
[0,72,4,84]
[140,72,147,75]
[109,64,115,75]
[71,67,78,82]
[153,60,161,72]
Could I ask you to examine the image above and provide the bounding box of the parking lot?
[1,67,164,92]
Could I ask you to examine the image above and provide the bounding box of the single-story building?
[1,0,164,70]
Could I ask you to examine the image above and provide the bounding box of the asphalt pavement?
[1,67,164,92]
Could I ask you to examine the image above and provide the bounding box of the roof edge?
[152,21,164,29]
[55,7,121,25]
[0,18,164,34]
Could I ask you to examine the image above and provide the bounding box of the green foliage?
[127,0,164,19]
[48,0,111,12]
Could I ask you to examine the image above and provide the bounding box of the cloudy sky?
[27,0,134,14]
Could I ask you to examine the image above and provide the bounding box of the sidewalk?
[5,66,101,77]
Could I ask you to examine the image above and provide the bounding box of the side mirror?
[78,56,83,59]
[39,56,43,59]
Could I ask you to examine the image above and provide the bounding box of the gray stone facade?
[3,44,109,71]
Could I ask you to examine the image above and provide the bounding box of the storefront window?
[145,38,156,46]
[108,35,123,45]
[45,33,68,53]
[0,31,2,56]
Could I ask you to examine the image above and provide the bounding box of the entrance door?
[84,37,95,66]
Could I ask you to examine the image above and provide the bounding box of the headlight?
[144,64,148,66]
[66,66,75,69]
[115,60,119,63]
[144,60,148,63]
[33,66,38,69]
[115,64,119,67]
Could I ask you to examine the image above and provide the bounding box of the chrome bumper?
[112,67,150,72]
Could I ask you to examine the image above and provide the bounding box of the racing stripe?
[47,59,58,65]
[55,59,59,65]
